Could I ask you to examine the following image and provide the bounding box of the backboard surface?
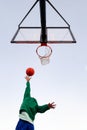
[11,27,76,44]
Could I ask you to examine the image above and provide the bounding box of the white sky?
[0,0,87,130]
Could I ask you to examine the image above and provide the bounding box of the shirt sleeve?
[23,81,31,99]
[37,104,50,113]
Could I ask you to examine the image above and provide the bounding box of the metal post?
[39,0,47,43]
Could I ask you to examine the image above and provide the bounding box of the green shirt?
[19,82,50,121]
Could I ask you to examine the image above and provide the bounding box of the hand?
[25,75,31,81]
[48,102,56,109]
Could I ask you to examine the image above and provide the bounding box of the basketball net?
[36,44,52,65]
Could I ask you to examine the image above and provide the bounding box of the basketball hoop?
[36,43,52,65]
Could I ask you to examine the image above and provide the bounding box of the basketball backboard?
[11,0,76,44]
[11,26,76,44]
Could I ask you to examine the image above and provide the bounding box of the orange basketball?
[26,68,35,76]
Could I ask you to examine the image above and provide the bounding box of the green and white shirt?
[19,81,50,124]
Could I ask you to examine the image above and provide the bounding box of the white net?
[40,57,50,65]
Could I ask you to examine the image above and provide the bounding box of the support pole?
[39,0,47,43]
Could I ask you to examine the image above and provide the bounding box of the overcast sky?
[0,0,87,130]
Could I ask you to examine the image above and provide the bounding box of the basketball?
[26,68,35,76]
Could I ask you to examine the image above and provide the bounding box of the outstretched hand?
[48,102,56,109]
[25,75,31,81]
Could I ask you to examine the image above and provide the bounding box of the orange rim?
[36,44,52,58]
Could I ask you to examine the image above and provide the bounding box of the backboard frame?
[11,26,76,44]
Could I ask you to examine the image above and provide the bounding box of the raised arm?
[23,76,31,99]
